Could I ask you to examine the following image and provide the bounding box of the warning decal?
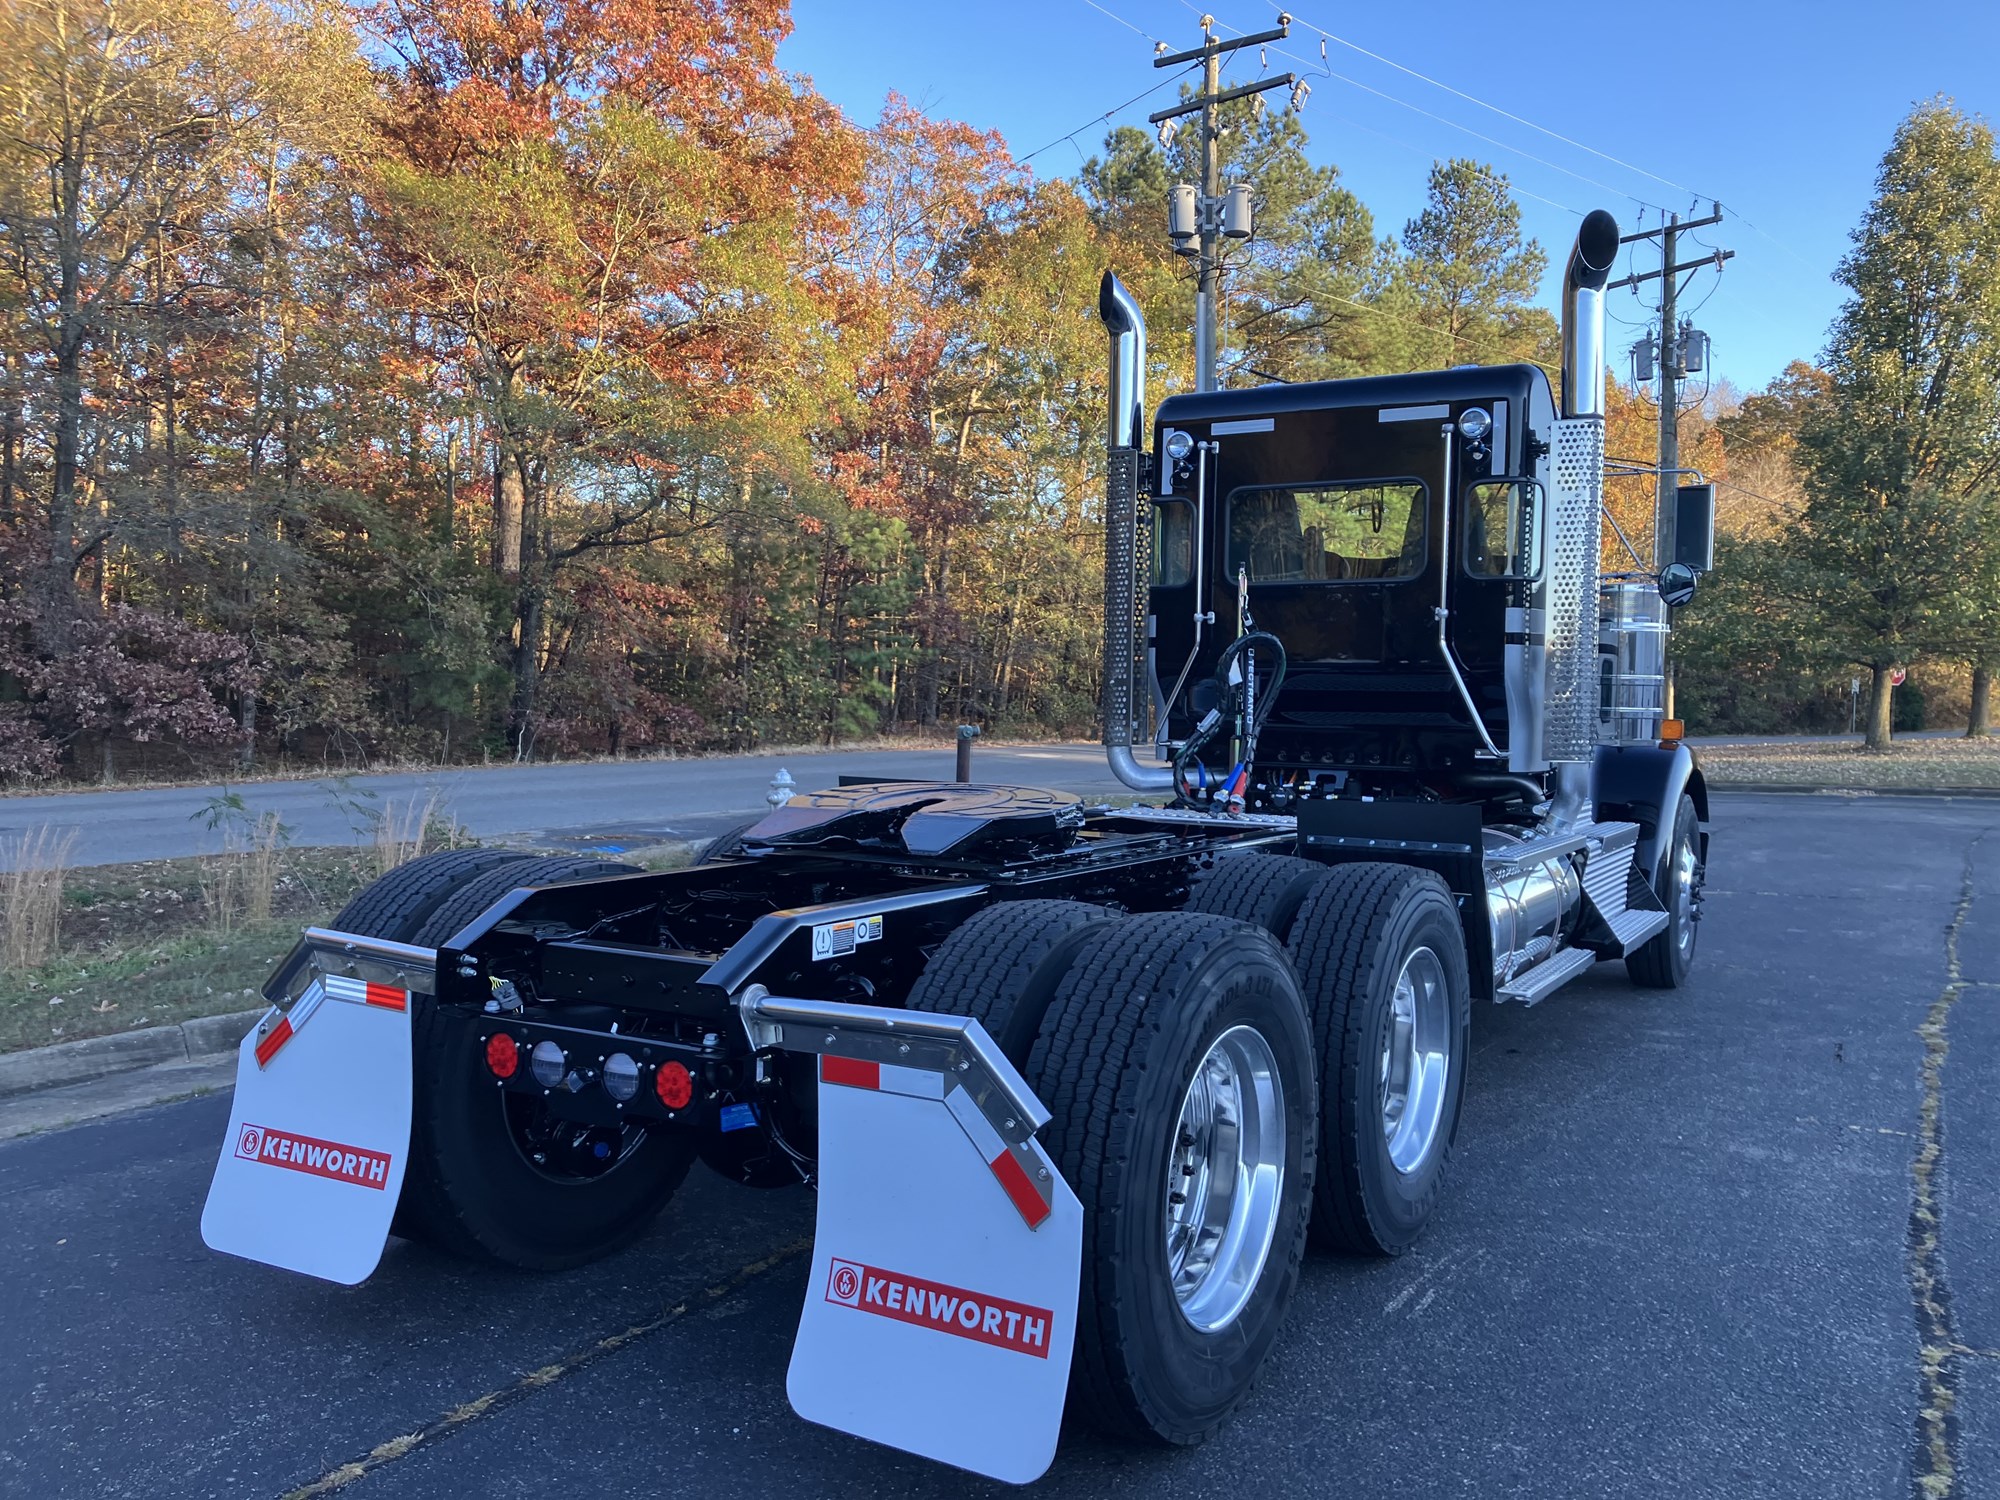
[810,913,884,961]
[824,1256,1053,1359]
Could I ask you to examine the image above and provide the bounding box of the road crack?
[277,1238,811,1499]
[1909,830,1985,1500]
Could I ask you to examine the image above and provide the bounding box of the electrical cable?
[1268,1,1706,202]
[1018,61,1199,164]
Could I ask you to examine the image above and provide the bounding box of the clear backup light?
[1165,429,1194,461]
[602,1052,640,1103]
[1457,407,1492,441]
[529,1039,566,1090]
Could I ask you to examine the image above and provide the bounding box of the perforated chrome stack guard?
[1545,416,1605,762]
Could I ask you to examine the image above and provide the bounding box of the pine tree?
[1388,159,1550,371]
[1794,99,2000,748]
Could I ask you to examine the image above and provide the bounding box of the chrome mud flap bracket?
[200,929,436,1286]
[740,987,1084,1486]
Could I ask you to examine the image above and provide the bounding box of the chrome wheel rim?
[1165,1024,1287,1332]
[1381,947,1451,1175]
[1674,839,1700,958]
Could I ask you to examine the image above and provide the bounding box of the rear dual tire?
[330,850,696,1270]
[908,907,1319,1446]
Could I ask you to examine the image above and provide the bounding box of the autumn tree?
[357,0,859,753]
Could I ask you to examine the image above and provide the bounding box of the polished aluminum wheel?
[1381,946,1451,1175]
[1165,1024,1287,1332]
[1673,838,1700,958]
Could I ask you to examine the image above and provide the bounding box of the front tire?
[1287,863,1470,1256]
[1627,794,1702,989]
[1027,912,1316,1446]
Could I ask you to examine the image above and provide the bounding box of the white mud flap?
[743,992,1081,1486]
[201,931,432,1286]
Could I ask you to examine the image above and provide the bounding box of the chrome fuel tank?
[1484,828,1581,984]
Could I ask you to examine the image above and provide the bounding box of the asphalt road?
[3,791,1997,1499]
[0,743,1128,869]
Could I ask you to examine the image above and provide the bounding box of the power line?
[1075,0,1163,44]
[1183,2,1663,211]
[1268,1,1704,201]
[1018,62,1198,165]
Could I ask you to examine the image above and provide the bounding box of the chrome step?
[1495,944,1597,1006]
[1606,906,1669,954]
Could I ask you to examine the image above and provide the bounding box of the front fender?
[1592,742,1706,880]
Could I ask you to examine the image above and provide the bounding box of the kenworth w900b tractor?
[202,207,1709,1484]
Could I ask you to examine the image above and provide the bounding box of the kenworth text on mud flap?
[201,204,1715,1484]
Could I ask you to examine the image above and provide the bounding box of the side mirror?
[1658,562,1698,609]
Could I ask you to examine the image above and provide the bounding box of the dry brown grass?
[371,789,471,874]
[2,825,77,969]
[1699,736,2000,789]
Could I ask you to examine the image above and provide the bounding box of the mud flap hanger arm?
[263,928,439,1008]
[737,985,1060,1229]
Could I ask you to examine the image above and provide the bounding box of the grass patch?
[1699,735,2000,789]
[2,846,377,1056]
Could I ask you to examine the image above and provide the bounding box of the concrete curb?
[0,1007,260,1100]
[1708,782,2000,799]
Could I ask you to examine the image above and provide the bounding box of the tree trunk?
[509,585,543,759]
[490,362,526,577]
[1864,664,1895,751]
[1970,664,1993,738]
[494,447,526,578]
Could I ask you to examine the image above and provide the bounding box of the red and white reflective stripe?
[821,1054,1054,1229]
[321,974,409,1012]
[820,1054,943,1100]
[253,1010,294,1069]
[254,973,408,1070]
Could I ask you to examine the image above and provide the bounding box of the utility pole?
[1609,204,1734,722]
[1149,15,1298,392]
[1608,205,1733,569]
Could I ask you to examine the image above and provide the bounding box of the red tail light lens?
[654,1060,693,1110]
[484,1034,519,1079]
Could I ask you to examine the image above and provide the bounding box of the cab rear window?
[1226,481,1427,583]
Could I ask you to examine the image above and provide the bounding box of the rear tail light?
[602,1052,640,1102]
[484,1034,519,1079]
[654,1060,693,1110]
[529,1040,567,1089]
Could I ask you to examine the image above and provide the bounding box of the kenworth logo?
[825,1258,1053,1358]
[235,1124,390,1190]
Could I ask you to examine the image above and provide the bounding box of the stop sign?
[1890,667,1908,687]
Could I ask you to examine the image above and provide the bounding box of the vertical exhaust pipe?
[1098,272,1174,792]
[1560,209,1620,419]
[1552,208,1620,831]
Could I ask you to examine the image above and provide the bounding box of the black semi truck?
[202,207,1709,1484]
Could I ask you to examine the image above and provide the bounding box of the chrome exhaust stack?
[1098,272,1174,792]
[1548,209,1620,829]
[1559,209,1620,419]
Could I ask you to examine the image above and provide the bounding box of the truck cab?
[1149,366,1560,798]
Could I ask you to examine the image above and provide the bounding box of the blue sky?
[782,0,2000,395]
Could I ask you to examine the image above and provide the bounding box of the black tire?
[1027,912,1316,1446]
[1287,863,1470,1257]
[1626,795,1701,989]
[696,820,761,865]
[903,899,1118,1066]
[398,855,698,1270]
[1186,852,1332,939]
[328,846,537,942]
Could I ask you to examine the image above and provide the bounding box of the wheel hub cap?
[1380,947,1450,1175]
[1165,1024,1287,1333]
